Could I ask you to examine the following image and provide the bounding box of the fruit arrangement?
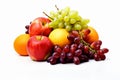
[13,6,109,65]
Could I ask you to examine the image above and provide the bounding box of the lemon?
[49,29,70,48]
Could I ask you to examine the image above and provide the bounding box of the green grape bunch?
[45,6,90,32]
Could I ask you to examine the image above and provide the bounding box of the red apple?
[29,17,52,37]
[27,35,53,61]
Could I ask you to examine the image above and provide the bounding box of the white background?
[0,0,120,80]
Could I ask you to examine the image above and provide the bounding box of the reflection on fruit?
[49,29,70,48]
[13,34,30,56]
[26,35,53,61]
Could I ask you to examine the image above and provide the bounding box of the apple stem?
[43,12,53,20]
[55,5,59,11]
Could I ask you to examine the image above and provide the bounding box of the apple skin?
[27,35,53,61]
[29,17,52,37]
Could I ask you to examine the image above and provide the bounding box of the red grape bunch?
[47,30,109,65]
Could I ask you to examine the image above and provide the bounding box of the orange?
[13,34,30,56]
[87,26,99,43]
[49,28,70,48]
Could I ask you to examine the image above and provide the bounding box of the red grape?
[74,37,80,44]
[47,30,109,65]
[71,30,79,37]
[67,52,73,59]
[53,52,60,59]
[102,48,109,53]
[60,52,66,59]
[75,49,82,57]
[73,57,80,65]
[63,44,70,53]
[54,45,62,53]
[78,43,84,49]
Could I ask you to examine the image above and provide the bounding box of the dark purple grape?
[100,54,106,60]
[73,57,80,65]
[97,49,104,55]
[88,51,94,59]
[60,52,66,59]
[63,44,70,53]
[95,44,101,50]
[49,57,57,65]
[25,25,30,34]
[91,40,103,50]
[82,29,90,40]
[47,56,52,62]
[94,53,106,61]
[74,37,80,44]
[25,25,29,29]
[54,45,62,53]
[94,53,101,61]
[78,43,84,49]
[66,59,73,63]
[60,57,66,64]
[25,31,29,34]
[67,34,75,42]
[67,52,73,60]
[96,40,102,45]
[53,52,60,59]
[80,55,89,62]
[70,47,76,54]
[75,49,82,57]
[71,44,77,49]
[102,48,109,53]
[71,30,79,37]
[83,46,89,54]
[70,44,78,54]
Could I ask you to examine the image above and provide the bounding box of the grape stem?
[43,12,54,20]
[79,32,96,53]
[81,39,96,53]
[55,5,59,11]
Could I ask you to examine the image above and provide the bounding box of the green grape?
[54,19,59,25]
[49,22,57,28]
[61,9,68,17]
[82,25,88,29]
[64,22,69,26]
[70,18,76,24]
[75,16,82,21]
[50,11,56,18]
[69,10,78,18]
[48,22,53,27]
[57,15,63,21]
[64,7,70,13]
[81,19,90,25]
[48,6,90,30]
[64,16,69,22]
[58,22,64,28]
[74,23,82,30]
[57,10,61,14]
[65,25,72,31]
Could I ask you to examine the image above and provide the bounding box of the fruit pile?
[13,6,109,65]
